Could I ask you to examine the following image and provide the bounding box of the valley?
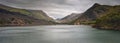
[0,3,120,30]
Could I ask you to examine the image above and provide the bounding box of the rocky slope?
[0,4,55,26]
[72,3,112,25]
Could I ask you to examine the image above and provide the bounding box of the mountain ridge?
[72,3,112,25]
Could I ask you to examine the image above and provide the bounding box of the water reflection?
[0,25,120,43]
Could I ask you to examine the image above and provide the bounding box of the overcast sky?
[0,0,120,19]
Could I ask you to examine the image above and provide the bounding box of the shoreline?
[92,25,120,31]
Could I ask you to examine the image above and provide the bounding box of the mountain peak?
[94,3,101,6]
[87,3,101,10]
[95,3,100,5]
[92,3,101,7]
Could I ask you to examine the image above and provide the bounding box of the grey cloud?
[0,0,120,18]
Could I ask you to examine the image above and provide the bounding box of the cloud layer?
[0,0,120,18]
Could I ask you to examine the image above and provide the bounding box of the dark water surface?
[0,25,120,43]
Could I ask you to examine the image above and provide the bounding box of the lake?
[0,25,120,43]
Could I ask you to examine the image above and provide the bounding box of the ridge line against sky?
[0,0,120,19]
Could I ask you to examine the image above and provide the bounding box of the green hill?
[93,5,120,30]
[0,4,54,21]
[0,4,55,26]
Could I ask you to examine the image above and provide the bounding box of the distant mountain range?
[57,13,81,23]
[0,4,55,26]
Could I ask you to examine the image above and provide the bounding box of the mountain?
[57,13,81,23]
[93,5,120,30]
[72,3,120,30]
[0,4,55,26]
[72,3,112,25]
[0,4,54,21]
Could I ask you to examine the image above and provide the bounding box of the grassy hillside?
[28,10,54,21]
[93,5,120,30]
[0,4,55,26]
[0,4,54,21]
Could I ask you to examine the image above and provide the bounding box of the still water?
[0,25,120,43]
